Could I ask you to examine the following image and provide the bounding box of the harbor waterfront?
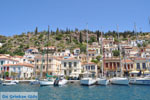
[0,83,150,100]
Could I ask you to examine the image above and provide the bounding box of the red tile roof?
[3,63,34,68]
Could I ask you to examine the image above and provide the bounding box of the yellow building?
[34,55,61,78]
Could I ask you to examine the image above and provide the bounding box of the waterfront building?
[34,55,61,77]
[122,59,134,76]
[60,57,81,77]
[130,58,150,76]
[2,63,34,79]
[0,56,19,74]
[82,62,98,76]
[104,57,120,77]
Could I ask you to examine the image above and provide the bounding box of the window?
[1,61,4,65]
[49,59,51,62]
[64,62,67,67]
[42,59,45,63]
[142,63,146,70]
[37,59,39,63]
[74,62,77,67]
[91,65,95,70]
[37,66,39,69]
[64,70,67,75]
[43,66,45,69]
[74,70,77,72]
[88,66,90,70]
[69,62,72,68]
[136,63,140,70]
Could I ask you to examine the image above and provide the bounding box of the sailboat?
[110,25,129,85]
[80,24,97,86]
[40,26,55,86]
[97,31,109,85]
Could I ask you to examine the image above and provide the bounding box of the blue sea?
[0,83,149,100]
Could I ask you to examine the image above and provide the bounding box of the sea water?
[0,83,149,100]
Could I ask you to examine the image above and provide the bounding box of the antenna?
[86,23,89,63]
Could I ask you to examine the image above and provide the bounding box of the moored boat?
[129,75,150,85]
[80,72,97,86]
[2,80,17,86]
[110,77,129,85]
[54,76,68,86]
[97,78,109,85]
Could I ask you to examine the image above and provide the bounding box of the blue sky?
[0,0,150,36]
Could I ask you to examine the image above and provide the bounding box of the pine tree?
[56,28,59,35]
[35,27,38,35]
[79,32,83,44]
[96,30,100,42]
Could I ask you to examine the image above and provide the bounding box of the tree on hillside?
[112,50,120,57]
[96,30,100,42]
[35,27,38,35]
[79,32,83,44]
[56,28,59,35]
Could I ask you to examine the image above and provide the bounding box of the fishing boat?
[80,72,97,86]
[97,31,109,86]
[129,75,150,85]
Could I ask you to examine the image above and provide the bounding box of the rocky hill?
[0,28,149,56]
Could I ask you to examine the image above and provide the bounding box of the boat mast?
[46,26,50,75]
[86,23,89,63]
[101,31,104,77]
[117,25,122,77]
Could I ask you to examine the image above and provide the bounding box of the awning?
[129,71,139,74]
[143,70,150,74]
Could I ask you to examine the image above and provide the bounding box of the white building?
[82,62,98,76]
[60,57,81,77]
[2,63,34,79]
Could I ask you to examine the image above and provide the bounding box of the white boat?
[2,81,17,86]
[110,77,129,85]
[80,78,97,86]
[129,75,150,85]
[54,76,68,86]
[40,79,54,86]
[80,72,97,86]
[97,32,109,86]
[97,78,109,85]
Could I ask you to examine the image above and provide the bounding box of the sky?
[0,0,150,36]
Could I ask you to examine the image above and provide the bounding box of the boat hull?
[110,77,129,85]
[58,80,68,86]
[2,83,16,86]
[80,78,96,86]
[130,79,150,85]
[97,78,109,85]
[40,81,54,86]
